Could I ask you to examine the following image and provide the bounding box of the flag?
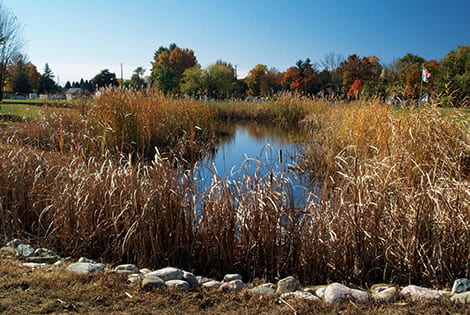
[422,67,431,83]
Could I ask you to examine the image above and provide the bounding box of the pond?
[193,122,312,208]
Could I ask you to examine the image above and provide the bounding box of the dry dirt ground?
[0,258,468,315]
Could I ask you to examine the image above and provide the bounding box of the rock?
[276,276,301,294]
[127,273,143,284]
[219,280,247,292]
[21,262,49,269]
[66,262,105,274]
[372,286,399,303]
[145,267,183,281]
[371,283,395,293]
[0,247,17,257]
[114,264,139,274]
[223,273,243,282]
[25,256,58,264]
[250,283,276,296]
[6,239,23,248]
[302,288,316,295]
[183,272,199,288]
[17,244,35,258]
[315,286,327,299]
[139,268,152,275]
[450,291,470,304]
[196,276,212,285]
[451,278,470,295]
[280,291,320,302]
[166,280,190,290]
[78,257,96,263]
[142,275,166,290]
[53,260,65,267]
[34,248,56,257]
[202,280,222,289]
[400,285,443,303]
[324,283,370,303]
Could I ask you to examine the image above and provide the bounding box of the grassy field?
[0,91,468,288]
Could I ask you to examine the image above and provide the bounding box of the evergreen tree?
[11,57,31,94]
[38,63,58,94]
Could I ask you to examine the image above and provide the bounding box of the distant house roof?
[65,88,82,94]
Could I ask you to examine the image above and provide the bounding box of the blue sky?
[5,0,470,84]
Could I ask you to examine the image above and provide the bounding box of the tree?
[337,54,382,97]
[246,64,268,96]
[10,55,31,94]
[91,69,119,89]
[151,43,197,94]
[320,52,344,72]
[38,63,58,94]
[181,61,235,99]
[129,67,146,89]
[437,45,469,107]
[282,58,320,95]
[0,2,24,101]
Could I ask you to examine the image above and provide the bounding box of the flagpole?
[418,64,424,106]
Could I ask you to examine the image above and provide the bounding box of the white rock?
[115,264,139,274]
[202,280,222,289]
[78,257,96,263]
[196,276,212,285]
[324,283,369,303]
[372,286,399,303]
[21,262,48,269]
[276,276,301,294]
[450,291,470,304]
[66,262,105,274]
[219,280,247,292]
[127,273,143,284]
[183,271,199,288]
[17,244,35,258]
[400,285,443,303]
[142,275,166,290]
[139,268,152,275]
[166,280,190,290]
[223,273,243,282]
[315,286,327,299]
[249,283,276,295]
[451,278,470,295]
[280,291,320,302]
[145,267,183,281]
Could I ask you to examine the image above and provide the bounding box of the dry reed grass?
[0,94,468,286]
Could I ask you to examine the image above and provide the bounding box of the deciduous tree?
[0,2,24,100]
[91,69,119,89]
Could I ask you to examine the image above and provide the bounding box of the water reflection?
[193,122,311,208]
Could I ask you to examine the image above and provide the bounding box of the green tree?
[181,62,235,99]
[129,67,146,89]
[91,69,119,89]
[151,44,197,94]
[10,56,31,94]
[437,45,470,107]
[38,63,58,94]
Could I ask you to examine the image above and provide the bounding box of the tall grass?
[301,102,470,284]
[0,94,468,286]
[210,92,322,126]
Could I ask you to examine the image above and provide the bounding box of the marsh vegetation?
[0,88,468,286]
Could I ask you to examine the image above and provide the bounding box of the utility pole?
[120,63,123,86]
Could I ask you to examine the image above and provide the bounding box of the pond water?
[193,122,312,208]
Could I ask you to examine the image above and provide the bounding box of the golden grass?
[0,93,468,286]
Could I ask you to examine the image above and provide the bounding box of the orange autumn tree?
[282,58,320,95]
